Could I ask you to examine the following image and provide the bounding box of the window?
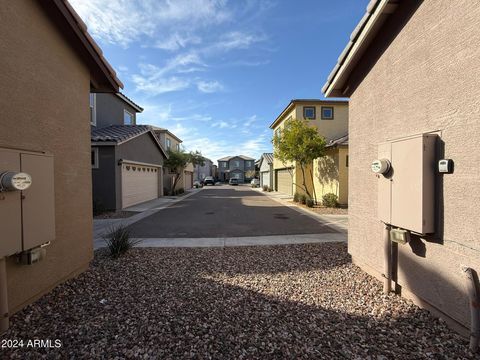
[321,106,334,120]
[234,160,240,167]
[246,161,252,167]
[166,138,171,149]
[275,128,282,138]
[89,93,96,126]
[222,162,227,168]
[346,155,349,167]
[303,106,316,120]
[91,148,99,169]
[176,143,180,151]
[124,110,134,125]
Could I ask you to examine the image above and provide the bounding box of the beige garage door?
[184,171,193,190]
[276,169,293,195]
[122,164,158,208]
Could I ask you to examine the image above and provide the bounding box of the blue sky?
[70,0,366,162]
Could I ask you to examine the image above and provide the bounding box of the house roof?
[269,99,349,129]
[116,93,143,112]
[148,126,183,143]
[261,153,274,165]
[46,0,123,91]
[322,0,400,97]
[91,125,168,157]
[217,155,255,162]
[326,134,348,148]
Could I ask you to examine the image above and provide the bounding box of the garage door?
[276,169,293,195]
[261,171,270,188]
[122,163,159,208]
[184,171,193,190]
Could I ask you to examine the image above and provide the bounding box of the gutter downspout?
[462,267,480,353]
[383,223,392,294]
[0,257,8,334]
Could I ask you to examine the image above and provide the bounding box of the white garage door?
[261,171,270,188]
[276,169,293,195]
[122,164,158,208]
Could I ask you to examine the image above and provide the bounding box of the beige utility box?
[376,134,436,234]
[0,148,55,258]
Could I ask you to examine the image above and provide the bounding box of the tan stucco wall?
[347,0,480,331]
[0,0,93,313]
[313,147,348,205]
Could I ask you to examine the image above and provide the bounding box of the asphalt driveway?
[127,185,340,238]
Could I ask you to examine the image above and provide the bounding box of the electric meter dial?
[371,159,391,175]
[0,171,32,191]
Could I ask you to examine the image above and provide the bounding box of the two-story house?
[217,155,256,183]
[269,99,348,204]
[91,93,167,210]
[194,158,213,183]
[150,127,194,194]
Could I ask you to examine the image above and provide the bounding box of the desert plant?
[178,188,185,194]
[322,193,338,208]
[262,185,268,191]
[268,186,273,192]
[306,198,314,208]
[104,224,140,258]
[293,192,301,202]
[300,194,307,204]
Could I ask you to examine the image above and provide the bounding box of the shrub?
[267,187,273,192]
[262,185,268,191]
[300,194,307,204]
[322,193,338,208]
[293,192,301,202]
[104,224,140,258]
[306,198,314,208]
[178,188,185,194]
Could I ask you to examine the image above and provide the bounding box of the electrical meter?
[0,171,32,191]
[371,159,391,175]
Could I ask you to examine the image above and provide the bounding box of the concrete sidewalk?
[252,187,348,232]
[93,188,202,243]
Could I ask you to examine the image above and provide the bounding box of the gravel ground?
[289,201,349,215]
[1,243,476,359]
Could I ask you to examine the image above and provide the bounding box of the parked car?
[229,178,239,186]
[250,178,260,187]
[203,176,215,185]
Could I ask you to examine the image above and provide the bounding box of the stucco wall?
[94,93,137,128]
[0,0,93,312]
[347,0,480,331]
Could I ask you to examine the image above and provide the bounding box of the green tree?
[272,118,326,201]
[164,149,205,195]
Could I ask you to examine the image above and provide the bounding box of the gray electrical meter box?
[0,148,55,258]
[375,134,436,234]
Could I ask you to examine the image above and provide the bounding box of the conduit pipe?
[383,223,392,294]
[0,257,8,334]
[462,267,479,353]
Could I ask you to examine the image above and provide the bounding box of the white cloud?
[212,31,266,52]
[154,33,202,51]
[211,121,236,129]
[132,75,189,95]
[69,0,231,48]
[197,80,224,93]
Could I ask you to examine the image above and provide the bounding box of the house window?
[89,93,96,126]
[124,110,134,125]
[246,161,252,167]
[176,143,180,151]
[234,160,240,167]
[346,155,349,167]
[303,106,316,120]
[91,147,99,169]
[275,128,282,138]
[321,106,334,120]
[222,162,227,168]
[166,138,171,149]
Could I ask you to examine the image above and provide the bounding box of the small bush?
[306,198,314,208]
[322,193,338,208]
[178,188,185,194]
[300,194,307,204]
[104,224,140,258]
[293,192,301,202]
[267,187,273,192]
[262,185,268,191]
